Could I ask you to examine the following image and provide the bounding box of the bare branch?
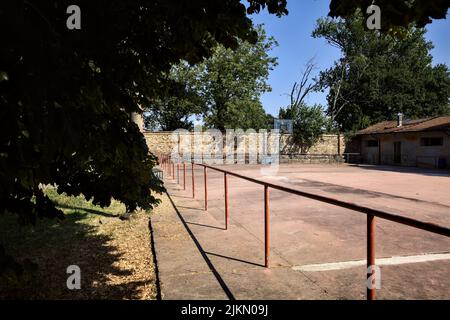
[289,57,319,108]
[24,1,59,37]
[290,81,297,107]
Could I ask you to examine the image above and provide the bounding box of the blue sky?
[249,0,450,117]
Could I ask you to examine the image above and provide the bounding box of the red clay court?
[154,162,450,300]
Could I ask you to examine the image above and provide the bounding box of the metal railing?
[157,154,450,300]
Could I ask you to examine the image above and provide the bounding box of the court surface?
[156,163,450,299]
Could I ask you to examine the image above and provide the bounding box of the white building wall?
[360,131,450,168]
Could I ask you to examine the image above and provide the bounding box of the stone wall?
[280,134,345,155]
[144,132,179,155]
[143,131,345,158]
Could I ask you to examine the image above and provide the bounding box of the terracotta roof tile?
[357,116,450,135]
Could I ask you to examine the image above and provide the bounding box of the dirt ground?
[0,188,158,300]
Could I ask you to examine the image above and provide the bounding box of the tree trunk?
[131,112,145,132]
[337,131,341,155]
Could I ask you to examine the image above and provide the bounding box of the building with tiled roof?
[354,114,450,168]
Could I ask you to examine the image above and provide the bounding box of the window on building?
[420,137,444,147]
[367,140,379,148]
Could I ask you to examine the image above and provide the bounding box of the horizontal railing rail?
[192,163,450,237]
[157,153,450,300]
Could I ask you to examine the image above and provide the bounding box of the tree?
[144,63,204,131]
[145,28,278,131]
[0,1,288,278]
[313,14,450,132]
[0,1,287,220]
[286,58,321,108]
[328,0,450,35]
[278,59,327,152]
[279,104,328,153]
[197,26,278,130]
[145,25,278,132]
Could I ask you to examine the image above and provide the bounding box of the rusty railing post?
[224,172,229,230]
[192,163,195,198]
[183,163,186,190]
[172,162,175,180]
[204,166,208,211]
[177,163,180,184]
[367,214,376,300]
[264,185,270,268]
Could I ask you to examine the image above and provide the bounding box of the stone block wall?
[143,131,345,159]
[280,134,345,155]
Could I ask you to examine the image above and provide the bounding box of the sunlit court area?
[154,161,450,300]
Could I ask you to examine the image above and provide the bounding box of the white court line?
[292,253,450,272]
[261,176,289,180]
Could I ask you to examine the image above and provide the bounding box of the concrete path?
[151,180,329,300]
[150,190,228,300]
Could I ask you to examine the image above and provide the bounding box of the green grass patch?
[0,186,132,299]
[1,186,125,253]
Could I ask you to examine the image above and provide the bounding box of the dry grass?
[0,187,158,300]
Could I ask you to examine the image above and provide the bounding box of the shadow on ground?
[0,205,147,299]
[349,164,450,178]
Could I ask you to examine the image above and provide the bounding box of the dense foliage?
[146,26,277,131]
[199,27,277,130]
[0,1,288,280]
[328,0,450,35]
[279,104,328,153]
[0,1,287,223]
[313,14,450,132]
[144,63,204,131]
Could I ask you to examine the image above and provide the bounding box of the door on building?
[394,142,402,165]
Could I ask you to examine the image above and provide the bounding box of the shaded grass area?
[0,186,157,299]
